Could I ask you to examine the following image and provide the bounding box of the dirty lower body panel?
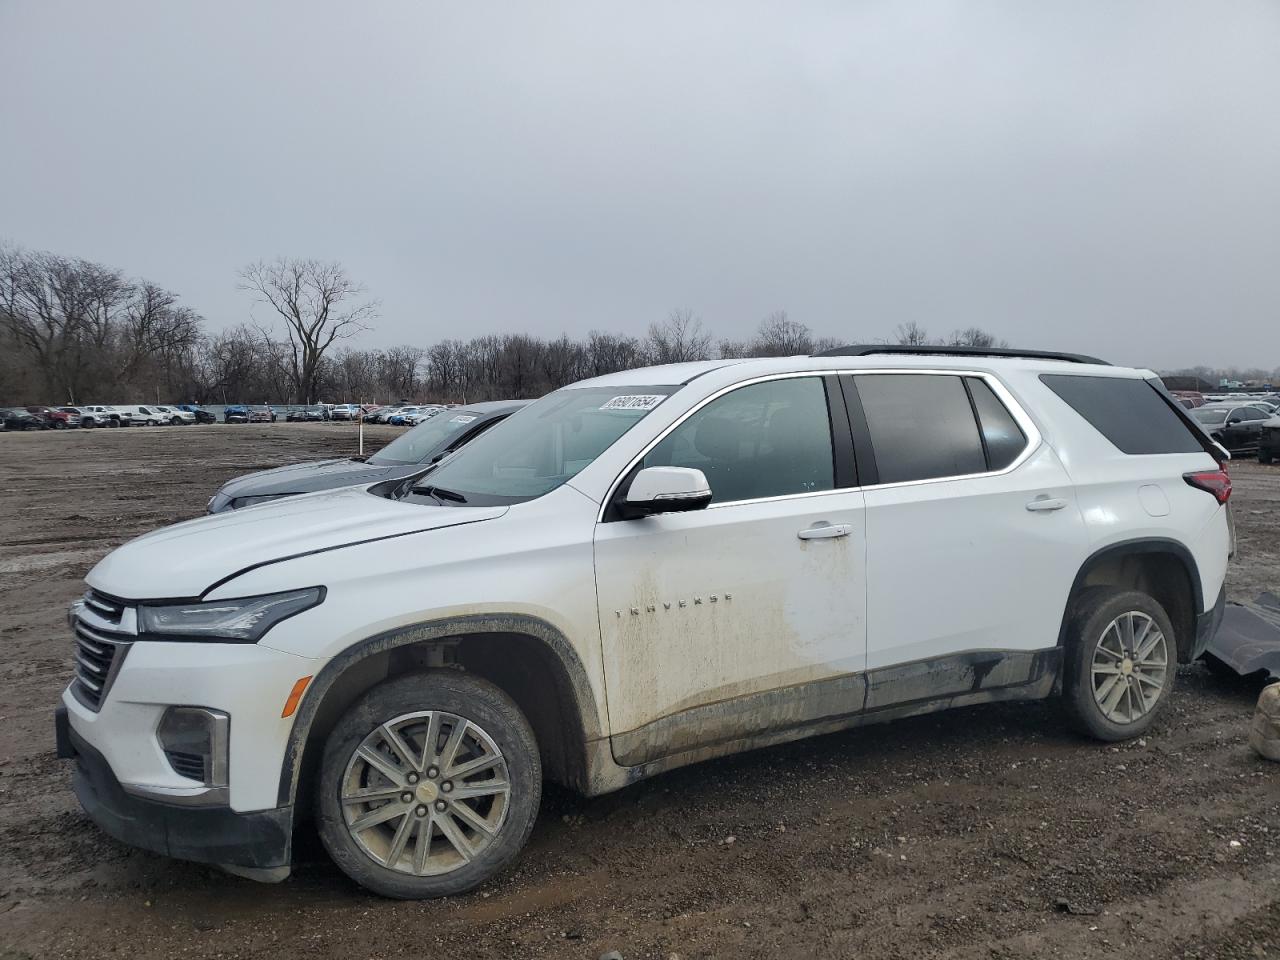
[611,647,1060,768]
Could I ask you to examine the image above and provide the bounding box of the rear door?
[845,372,1089,690]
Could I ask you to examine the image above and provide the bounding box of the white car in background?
[115,405,167,426]
[56,346,1231,899]
[153,405,196,425]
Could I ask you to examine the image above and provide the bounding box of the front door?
[593,375,867,767]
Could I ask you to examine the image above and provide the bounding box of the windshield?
[413,386,677,505]
[370,411,489,465]
[1192,409,1228,426]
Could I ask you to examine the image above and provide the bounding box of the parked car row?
[1190,401,1280,460]
[0,404,212,430]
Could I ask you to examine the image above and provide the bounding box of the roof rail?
[811,344,1110,365]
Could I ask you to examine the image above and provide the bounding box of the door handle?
[1026,497,1068,513]
[797,522,852,540]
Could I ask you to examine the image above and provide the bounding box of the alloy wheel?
[340,710,511,876]
[1090,611,1169,724]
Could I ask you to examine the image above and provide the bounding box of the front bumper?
[57,705,293,870]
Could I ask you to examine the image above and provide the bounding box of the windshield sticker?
[449,415,477,423]
[600,395,665,412]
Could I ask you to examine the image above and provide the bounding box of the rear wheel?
[1261,451,1275,465]
[1063,588,1177,740]
[315,671,541,899]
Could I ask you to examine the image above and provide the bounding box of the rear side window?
[856,374,986,483]
[966,377,1026,470]
[1041,375,1204,455]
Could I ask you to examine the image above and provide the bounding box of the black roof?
[812,344,1110,365]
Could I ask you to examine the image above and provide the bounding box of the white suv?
[56,347,1231,898]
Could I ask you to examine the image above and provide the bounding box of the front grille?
[71,619,131,711]
[83,590,125,626]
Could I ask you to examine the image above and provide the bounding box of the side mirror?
[622,466,712,518]
[1228,416,1243,425]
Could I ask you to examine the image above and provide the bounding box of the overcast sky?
[2,1,1278,370]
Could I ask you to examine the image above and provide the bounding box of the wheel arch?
[277,614,604,809]
[1058,538,1203,663]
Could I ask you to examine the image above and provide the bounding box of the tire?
[171,417,182,426]
[53,420,65,429]
[315,671,541,899]
[1261,451,1274,465]
[1063,588,1177,741]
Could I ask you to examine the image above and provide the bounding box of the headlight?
[137,587,324,643]
[230,493,291,509]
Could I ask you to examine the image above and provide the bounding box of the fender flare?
[1057,537,1203,652]
[275,613,603,807]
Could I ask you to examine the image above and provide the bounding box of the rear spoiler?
[1147,378,1230,464]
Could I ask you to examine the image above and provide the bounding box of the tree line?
[9,241,1260,407]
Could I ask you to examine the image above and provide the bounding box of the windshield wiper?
[411,484,468,504]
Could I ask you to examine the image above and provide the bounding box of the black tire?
[1261,451,1274,465]
[1063,588,1177,741]
[315,671,542,899]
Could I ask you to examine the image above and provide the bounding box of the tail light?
[1184,466,1231,504]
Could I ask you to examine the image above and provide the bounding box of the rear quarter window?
[1040,375,1205,455]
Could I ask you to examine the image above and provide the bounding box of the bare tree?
[586,330,644,376]
[947,327,1008,348]
[894,321,931,346]
[646,309,711,364]
[239,258,378,403]
[753,311,813,356]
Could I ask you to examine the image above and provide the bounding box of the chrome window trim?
[597,368,1041,521]
[850,369,1041,492]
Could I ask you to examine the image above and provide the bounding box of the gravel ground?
[0,424,1276,959]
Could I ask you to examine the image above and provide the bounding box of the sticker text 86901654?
[600,395,665,412]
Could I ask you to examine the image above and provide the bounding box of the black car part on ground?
[1203,593,1280,679]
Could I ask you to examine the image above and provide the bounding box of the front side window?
[856,374,987,483]
[641,377,834,504]
[416,386,677,505]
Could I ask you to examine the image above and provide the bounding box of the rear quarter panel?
[1014,371,1228,614]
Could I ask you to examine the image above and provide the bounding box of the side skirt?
[592,648,1060,794]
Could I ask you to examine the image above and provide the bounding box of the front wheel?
[1063,588,1177,740]
[316,671,541,899]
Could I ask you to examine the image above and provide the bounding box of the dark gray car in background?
[206,399,531,512]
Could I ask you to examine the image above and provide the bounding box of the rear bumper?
[57,705,293,870]
[1192,586,1226,662]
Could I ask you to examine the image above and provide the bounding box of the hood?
[219,458,386,497]
[89,486,507,600]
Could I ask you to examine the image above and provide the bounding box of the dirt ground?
[0,424,1276,960]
